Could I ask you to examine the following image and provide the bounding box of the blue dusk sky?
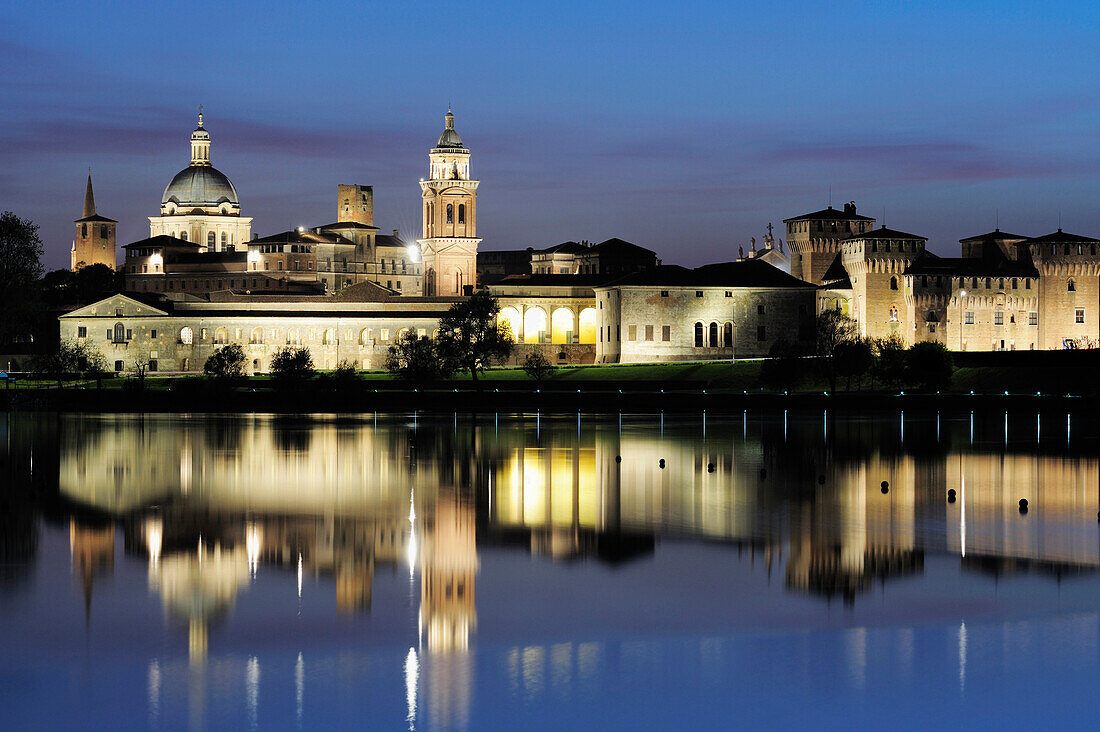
[2,0,1099,270]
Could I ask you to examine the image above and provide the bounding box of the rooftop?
[783,204,875,223]
[601,259,815,289]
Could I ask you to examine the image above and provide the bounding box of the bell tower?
[418,109,480,295]
[71,171,117,271]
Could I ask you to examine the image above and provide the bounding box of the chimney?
[393,229,399,238]
[844,201,856,215]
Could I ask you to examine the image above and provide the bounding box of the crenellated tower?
[1025,229,1100,348]
[784,202,875,284]
[71,171,117,271]
[418,109,480,295]
[841,226,926,343]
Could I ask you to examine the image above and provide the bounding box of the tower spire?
[198,104,204,127]
[83,170,96,219]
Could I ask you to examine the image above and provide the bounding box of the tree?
[815,310,857,392]
[33,339,82,389]
[78,344,110,389]
[0,212,45,348]
[872,335,908,390]
[270,346,315,381]
[204,343,246,382]
[435,292,513,385]
[385,332,449,382]
[760,339,804,391]
[833,338,875,391]
[522,350,553,383]
[907,341,954,391]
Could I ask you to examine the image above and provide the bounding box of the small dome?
[162,165,239,209]
[436,110,464,148]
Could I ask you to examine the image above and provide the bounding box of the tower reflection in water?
[52,410,1100,726]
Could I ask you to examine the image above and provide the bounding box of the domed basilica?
[148,109,253,251]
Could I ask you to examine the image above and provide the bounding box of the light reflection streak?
[295,652,304,727]
[405,647,419,728]
[147,658,160,727]
[246,655,260,729]
[960,472,966,558]
[958,621,968,694]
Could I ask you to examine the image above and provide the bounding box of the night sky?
[4,0,1100,271]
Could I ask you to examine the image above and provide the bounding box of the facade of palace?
[62,107,1100,370]
[785,203,1100,351]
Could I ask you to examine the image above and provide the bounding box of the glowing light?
[246,521,262,579]
[297,552,303,599]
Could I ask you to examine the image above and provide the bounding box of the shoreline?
[4,382,1092,414]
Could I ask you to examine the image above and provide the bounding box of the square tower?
[784,202,875,284]
[338,184,374,226]
[71,172,117,271]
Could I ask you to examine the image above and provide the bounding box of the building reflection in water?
[55,410,1100,723]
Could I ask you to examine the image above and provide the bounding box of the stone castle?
[61,110,1100,372]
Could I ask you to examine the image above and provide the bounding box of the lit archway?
[551,308,575,344]
[499,307,522,342]
[523,307,547,344]
[578,308,598,344]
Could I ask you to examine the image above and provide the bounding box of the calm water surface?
[3,409,1100,729]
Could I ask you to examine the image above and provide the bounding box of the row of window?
[178,325,430,346]
[626,324,672,342]
[80,224,111,239]
[788,221,871,235]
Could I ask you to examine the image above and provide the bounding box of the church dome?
[435,110,464,149]
[161,165,239,209]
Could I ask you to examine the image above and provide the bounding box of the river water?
[2,409,1100,729]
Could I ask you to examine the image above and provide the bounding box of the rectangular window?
[380,329,389,341]
[660,290,669,298]
[645,325,654,341]
[125,329,132,340]
[725,291,732,297]
[77,326,87,338]
[662,325,671,341]
[757,304,765,315]
[756,325,766,341]
[1025,279,1031,289]
[114,360,123,372]
[696,291,703,298]
[148,360,158,372]
[150,329,157,339]
[994,311,1003,325]
[1029,312,1038,326]
[200,328,207,340]
[964,311,974,325]
[628,325,636,341]
[1076,308,1085,324]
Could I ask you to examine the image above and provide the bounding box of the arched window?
[458,203,465,224]
[101,225,109,239]
[890,276,898,290]
[694,322,704,347]
[709,322,718,346]
[179,326,193,344]
[446,204,454,224]
[723,322,733,347]
[113,322,125,342]
[359,328,372,345]
[250,327,263,344]
[81,224,87,237]
[1069,278,1076,292]
[889,306,899,323]
[180,231,188,242]
[221,232,228,249]
[214,327,228,344]
[208,231,216,248]
[323,328,336,345]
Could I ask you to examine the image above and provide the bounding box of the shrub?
[761,339,803,391]
[385,332,448,382]
[522,350,553,383]
[204,343,246,381]
[833,338,875,391]
[907,341,954,390]
[270,346,314,381]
